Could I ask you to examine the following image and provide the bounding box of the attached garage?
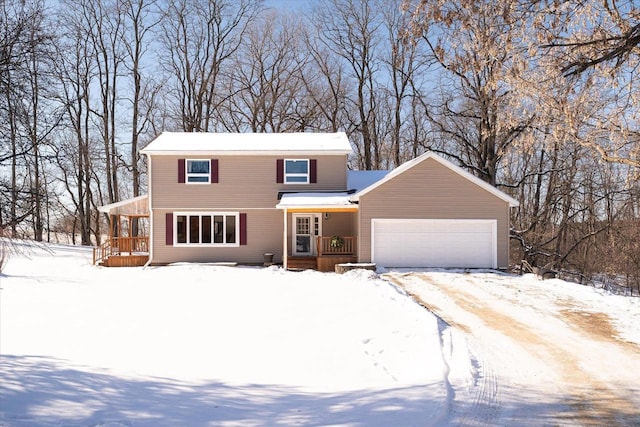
[372,219,497,268]
[353,152,519,270]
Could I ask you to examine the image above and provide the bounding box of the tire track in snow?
[435,317,455,417]
[395,272,640,426]
[385,273,501,426]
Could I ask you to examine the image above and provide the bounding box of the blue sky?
[264,0,313,12]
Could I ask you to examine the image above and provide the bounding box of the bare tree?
[380,0,428,167]
[159,0,260,132]
[314,0,382,170]
[536,0,640,169]
[21,6,59,241]
[405,0,536,185]
[83,0,126,205]
[54,2,98,245]
[0,0,53,238]
[122,0,161,236]
[301,22,350,135]
[227,11,310,132]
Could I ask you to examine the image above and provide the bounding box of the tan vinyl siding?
[152,208,283,265]
[358,157,512,268]
[149,153,348,264]
[320,212,355,238]
[150,155,348,210]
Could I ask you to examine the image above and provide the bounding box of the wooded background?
[1,0,638,293]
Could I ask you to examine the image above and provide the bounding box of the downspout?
[143,152,153,268]
[283,208,288,270]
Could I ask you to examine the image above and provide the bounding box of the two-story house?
[94,132,518,271]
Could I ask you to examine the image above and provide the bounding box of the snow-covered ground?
[386,270,640,426]
[1,241,638,426]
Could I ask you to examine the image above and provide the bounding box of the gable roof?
[351,151,519,207]
[141,132,353,156]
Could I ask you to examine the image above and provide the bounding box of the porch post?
[283,208,288,269]
[127,216,133,254]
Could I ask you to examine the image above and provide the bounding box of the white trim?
[140,132,353,156]
[371,218,498,269]
[147,154,154,265]
[276,205,358,211]
[174,211,240,247]
[158,207,278,211]
[97,195,149,214]
[292,213,321,256]
[144,150,351,156]
[185,159,211,184]
[283,208,288,269]
[352,151,519,207]
[284,159,310,184]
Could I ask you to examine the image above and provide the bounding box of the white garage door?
[372,219,497,268]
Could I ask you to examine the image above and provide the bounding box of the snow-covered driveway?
[385,270,640,426]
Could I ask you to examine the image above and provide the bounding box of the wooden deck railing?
[93,236,149,265]
[317,236,356,256]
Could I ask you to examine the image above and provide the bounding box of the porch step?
[102,254,149,267]
[287,257,317,270]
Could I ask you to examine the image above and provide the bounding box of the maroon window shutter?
[240,213,247,245]
[178,159,185,183]
[166,213,173,246]
[276,159,284,183]
[211,159,218,183]
[310,159,317,183]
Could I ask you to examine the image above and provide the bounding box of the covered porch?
[277,192,359,272]
[93,195,150,267]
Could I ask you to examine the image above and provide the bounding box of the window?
[284,159,309,184]
[186,160,210,183]
[175,212,239,246]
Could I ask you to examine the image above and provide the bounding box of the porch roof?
[276,192,358,211]
[98,195,149,216]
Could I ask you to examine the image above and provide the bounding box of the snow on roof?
[276,192,356,209]
[347,170,390,193]
[141,131,353,155]
[97,195,149,215]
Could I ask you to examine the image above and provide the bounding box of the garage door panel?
[372,219,497,268]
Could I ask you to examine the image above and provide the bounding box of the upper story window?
[186,160,210,184]
[285,159,309,184]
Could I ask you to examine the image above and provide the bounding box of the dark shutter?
[178,159,185,183]
[310,159,317,183]
[211,159,218,183]
[276,159,284,183]
[240,213,247,245]
[165,213,173,246]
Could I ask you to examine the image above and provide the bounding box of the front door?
[293,214,320,256]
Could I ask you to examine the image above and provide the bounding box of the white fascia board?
[140,131,353,155]
[275,204,358,210]
[141,150,352,156]
[97,194,149,214]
